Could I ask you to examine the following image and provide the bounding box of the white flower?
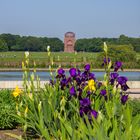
[47,46,50,52]
[25,51,29,58]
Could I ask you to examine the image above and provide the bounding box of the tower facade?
[64,32,75,52]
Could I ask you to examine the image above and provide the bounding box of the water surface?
[0,71,140,81]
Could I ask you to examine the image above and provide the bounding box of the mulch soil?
[0,128,23,140]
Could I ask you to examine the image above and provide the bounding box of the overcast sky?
[0,0,140,40]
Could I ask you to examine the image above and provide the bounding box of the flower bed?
[7,43,140,140]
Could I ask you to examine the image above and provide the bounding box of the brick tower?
[64,32,75,52]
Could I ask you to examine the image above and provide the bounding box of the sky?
[0,0,140,40]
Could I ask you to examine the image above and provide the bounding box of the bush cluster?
[0,90,18,129]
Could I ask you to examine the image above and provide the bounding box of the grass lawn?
[0,52,99,66]
[0,51,139,68]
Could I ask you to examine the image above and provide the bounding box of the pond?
[0,71,140,81]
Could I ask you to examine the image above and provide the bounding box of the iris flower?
[114,61,122,72]
[121,95,128,104]
[84,79,96,92]
[12,86,22,98]
[100,89,106,96]
[58,68,65,76]
[91,110,98,118]
[70,86,76,96]
[69,68,77,77]
[84,64,90,71]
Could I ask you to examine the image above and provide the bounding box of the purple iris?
[91,110,98,119]
[58,68,65,75]
[70,86,76,96]
[77,69,81,76]
[114,61,122,72]
[75,77,81,85]
[66,77,71,84]
[89,73,95,80]
[121,95,128,104]
[117,76,129,91]
[60,78,67,90]
[97,82,102,88]
[100,90,106,96]
[87,91,91,95]
[49,79,56,86]
[81,72,88,81]
[69,68,77,77]
[103,58,110,64]
[121,84,129,91]
[79,107,84,116]
[84,64,90,71]
[80,98,91,107]
[110,72,119,85]
[117,76,128,85]
[79,106,90,116]
[110,72,119,79]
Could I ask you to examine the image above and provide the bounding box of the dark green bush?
[0,90,18,129]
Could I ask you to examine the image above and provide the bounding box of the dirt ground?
[0,129,23,140]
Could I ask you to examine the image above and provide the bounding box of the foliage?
[75,38,103,52]
[1,33,140,52]
[0,39,8,51]
[129,99,140,117]
[0,33,64,52]
[11,43,140,140]
[75,34,140,52]
[0,90,18,129]
[108,44,136,62]
[96,44,138,68]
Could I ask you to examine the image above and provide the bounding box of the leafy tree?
[96,44,137,67]
[0,39,8,51]
[75,38,103,52]
[0,33,20,50]
[47,38,64,52]
[24,36,43,51]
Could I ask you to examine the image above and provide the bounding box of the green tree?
[0,33,20,50]
[24,37,43,51]
[47,38,64,52]
[96,44,137,68]
[0,39,8,51]
[75,38,103,52]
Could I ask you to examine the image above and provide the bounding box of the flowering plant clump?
[52,57,130,122]
[11,43,140,140]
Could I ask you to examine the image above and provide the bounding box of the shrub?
[96,44,138,68]
[0,90,18,129]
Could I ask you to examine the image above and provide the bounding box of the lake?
[0,71,140,81]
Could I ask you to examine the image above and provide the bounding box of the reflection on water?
[0,71,140,81]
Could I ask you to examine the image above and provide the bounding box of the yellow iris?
[12,86,22,98]
[85,79,96,91]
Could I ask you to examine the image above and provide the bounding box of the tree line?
[0,34,64,52]
[75,34,140,52]
[0,33,140,52]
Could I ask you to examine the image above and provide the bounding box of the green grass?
[0,51,99,61]
[0,52,140,68]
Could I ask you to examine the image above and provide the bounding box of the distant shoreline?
[0,68,140,72]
